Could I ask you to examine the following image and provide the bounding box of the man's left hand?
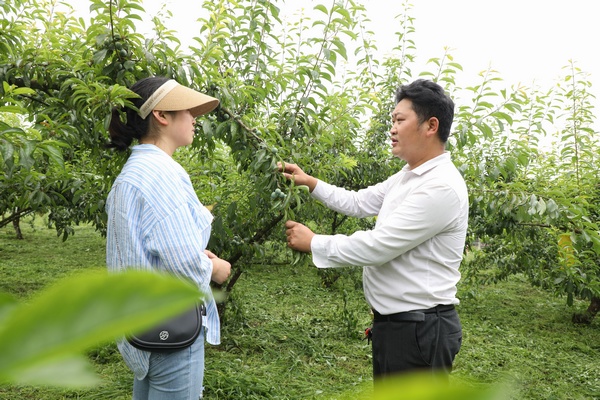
[285,220,315,253]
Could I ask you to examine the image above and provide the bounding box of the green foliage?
[0,268,203,387]
[457,60,600,309]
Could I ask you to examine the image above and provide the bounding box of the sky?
[72,0,600,115]
[401,1,599,97]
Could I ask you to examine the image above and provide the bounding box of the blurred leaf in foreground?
[0,269,204,387]
[335,372,511,400]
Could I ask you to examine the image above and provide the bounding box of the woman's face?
[163,109,196,151]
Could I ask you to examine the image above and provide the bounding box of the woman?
[106,76,231,399]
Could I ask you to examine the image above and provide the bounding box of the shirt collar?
[133,143,166,154]
[131,144,186,172]
[401,152,451,176]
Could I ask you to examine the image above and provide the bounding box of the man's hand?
[205,250,231,284]
[285,220,315,253]
[277,162,318,192]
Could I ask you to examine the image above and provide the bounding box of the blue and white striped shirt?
[106,144,220,380]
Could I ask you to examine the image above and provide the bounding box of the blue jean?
[132,330,205,400]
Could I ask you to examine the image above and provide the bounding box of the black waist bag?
[127,304,204,352]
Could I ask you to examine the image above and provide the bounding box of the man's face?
[389,99,429,165]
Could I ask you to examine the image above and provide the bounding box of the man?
[280,79,468,380]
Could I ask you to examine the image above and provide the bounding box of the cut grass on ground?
[0,220,598,399]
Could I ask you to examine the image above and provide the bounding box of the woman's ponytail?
[106,76,170,151]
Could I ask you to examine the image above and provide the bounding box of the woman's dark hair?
[395,79,455,143]
[107,76,170,151]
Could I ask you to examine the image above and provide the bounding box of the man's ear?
[425,117,439,137]
[151,110,169,126]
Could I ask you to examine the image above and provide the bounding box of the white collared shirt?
[310,152,468,314]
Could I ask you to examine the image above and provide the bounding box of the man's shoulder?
[424,160,468,198]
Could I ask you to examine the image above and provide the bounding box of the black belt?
[373,304,455,322]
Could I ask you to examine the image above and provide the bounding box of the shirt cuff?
[310,179,329,201]
[311,234,345,269]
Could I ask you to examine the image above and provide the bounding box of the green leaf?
[18,139,37,169]
[337,371,508,400]
[314,4,329,15]
[202,119,213,138]
[0,270,203,386]
[492,111,514,125]
[12,87,36,96]
[12,355,100,387]
[0,141,15,164]
[475,123,493,139]
[92,48,108,65]
[0,105,26,113]
[37,142,65,168]
[0,293,18,323]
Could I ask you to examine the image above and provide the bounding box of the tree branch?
[0,208,34,229]
[222,212,286,293]
[220,105,265,144]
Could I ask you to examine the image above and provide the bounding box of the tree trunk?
[572,296,600,324]
[216,212,287,320]
[12,213,23,240]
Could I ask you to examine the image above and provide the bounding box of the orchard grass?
[0,220,598,399]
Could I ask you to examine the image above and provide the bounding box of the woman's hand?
[205,250,231,284]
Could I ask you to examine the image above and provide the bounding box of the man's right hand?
[277,162,318,192]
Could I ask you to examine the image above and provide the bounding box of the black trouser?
[371,305,462,380]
